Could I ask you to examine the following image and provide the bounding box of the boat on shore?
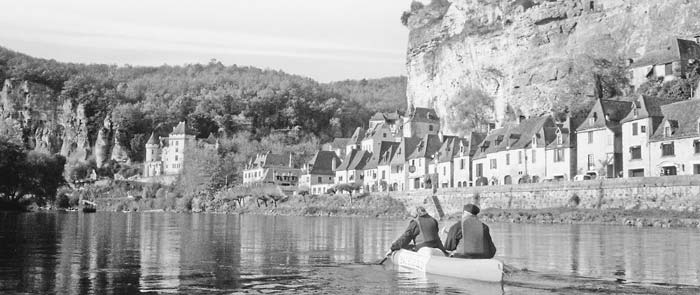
[81,200,97,213]
[390,248,503,282]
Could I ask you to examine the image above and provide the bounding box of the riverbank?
[440,208,700,228]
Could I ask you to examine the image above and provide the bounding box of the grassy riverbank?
[442,208,700,228]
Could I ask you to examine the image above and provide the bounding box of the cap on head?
[416,206,428,216]
[463,204,480,215]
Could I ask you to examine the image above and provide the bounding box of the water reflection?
[1,212,700,294]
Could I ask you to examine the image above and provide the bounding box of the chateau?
[143,122,194,178]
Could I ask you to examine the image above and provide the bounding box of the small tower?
[145,132,160,162]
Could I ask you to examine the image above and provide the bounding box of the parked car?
[573,174,591,181]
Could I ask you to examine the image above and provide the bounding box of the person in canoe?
[388,206,448,255]
[444,204,496,259]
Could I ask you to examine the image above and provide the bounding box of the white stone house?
[649,99,700,176]
[620,95,670,177]
[406,134,442,190]
[299,150,340,195]
[143,121,194,177]
[452,132,485,187]
[575,98,632,178]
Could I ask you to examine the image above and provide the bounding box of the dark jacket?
[444,216,496,259]
[390,214,446,252]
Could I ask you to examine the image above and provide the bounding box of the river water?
[1,212,699,294]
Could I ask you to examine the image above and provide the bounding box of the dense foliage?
[0,137,66,209]
[0,46,407,161]
[638,61,700,101]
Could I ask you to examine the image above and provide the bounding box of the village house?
[368,111,403,138]
[377,144,398,191]
[406,134,442,190]
[648,99,700,176]
[545,117,577,181]
[299,150,340,195]
[242,151,300,193]
[143,121,194,178]
[402,106,440,138]
[361,123,397,152]
[362,141,399,192]
[628,38,700,90]
[620,95,670,177]
[575,98,632,178]
[499,116,557,184]
[334,148,371,187]
[322,137,350,160]
[345,127,364,155]
[433,135,459,188]
[386,137,421,191]
[452,132,485,187]
[472,127,508,186]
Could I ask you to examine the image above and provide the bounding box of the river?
[1,212,699,294]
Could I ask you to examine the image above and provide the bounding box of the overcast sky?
[0,0,410,82]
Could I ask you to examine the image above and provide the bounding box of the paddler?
[387,206,448,255]
[444,204,496,259]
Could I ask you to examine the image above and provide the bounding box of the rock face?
[94,116,113,168]
[406,0,700,134]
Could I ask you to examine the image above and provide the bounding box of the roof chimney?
[289,153,293,168]
[331,157,337,171]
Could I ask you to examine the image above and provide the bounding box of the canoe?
[390,248,503,282]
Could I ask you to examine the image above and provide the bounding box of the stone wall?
[378,176,700,218]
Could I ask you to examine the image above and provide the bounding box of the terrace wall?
[378,176,700,217]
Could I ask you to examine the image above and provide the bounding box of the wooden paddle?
[377,250,393,265]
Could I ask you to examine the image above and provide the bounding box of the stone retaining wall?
[375,176,700,218]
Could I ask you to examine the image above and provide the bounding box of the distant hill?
[0,46,407,162]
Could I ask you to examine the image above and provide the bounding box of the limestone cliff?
[0,79,98,162]
[405,0,700,134]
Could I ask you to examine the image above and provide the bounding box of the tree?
[333,183,362,204]
[445,87,495,134]
[0,138,67,208]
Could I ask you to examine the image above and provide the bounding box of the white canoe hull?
[390,249,504,282]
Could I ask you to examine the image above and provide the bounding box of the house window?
[632,123,638,136]
[476,163,484,177]
[175,155,178,161]
[429,125,434,132]
[506,154,510,165]
[532,136,537,147]
[382,171,386,179]
[556,133,563,145]
[665,63,673,76]
[588,132,593,144]
[317,176,322,182]
[587,154,595,171]
[630,146,642,160]
[662,166,677,176]
[443,167,446,175]
[518,151,522,164]
[694,164,700,175]
[664,126,671,137]
[641,125,646,133]
[633,108,639,118]
[339,176,343,182]
[490,159,497,169]
[460,159,465,169]
[695,140,700,154]
[589,113,596,126]
[661,143,675,156]
[554,149,564,162]
[532,149,536,163]
[411,159,415,166]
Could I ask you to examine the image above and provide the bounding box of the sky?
[0,0,410,82]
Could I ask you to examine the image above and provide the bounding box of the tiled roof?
[390,137,422,165]
[349,127,365,144]
[363,123,393,141]
[307,150,340,175]
[378,144,398,166]
[632,39,700,68]
[473,127,508,159]
[502,116,554,150]
[407,134,442,160]
[336,149,371,171]
[546,126,573,149]
[171,121,186,135]
[408,107,440,123]
[620,95,674,124]
[250,152,291,169]
[650,99,700,142]
[146,133,158,145]
[365,141,400,169]
[438,136,460,163]
[577,98,633,131]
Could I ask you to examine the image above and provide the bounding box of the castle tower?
[164,121,189,175]
[145,132,160,162]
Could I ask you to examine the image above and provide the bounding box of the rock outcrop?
[405,0,700,134]
[94,116,113,168]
